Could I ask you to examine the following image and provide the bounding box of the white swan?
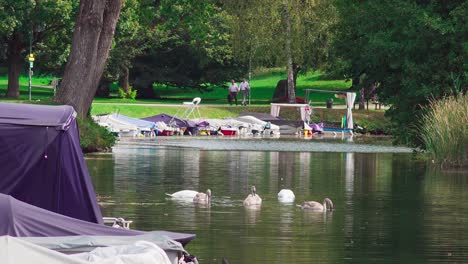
[193,189,211,205]
[297,198,334,211]
[277,189,295,203]
[243,186,262,206]
[165,190,199,200]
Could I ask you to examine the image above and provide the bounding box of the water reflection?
[86,142,468,264]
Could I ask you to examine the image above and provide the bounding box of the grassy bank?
[1,69,350,105]
[1,70,390,150]
[420,94,467,168]
[77,116,116,153]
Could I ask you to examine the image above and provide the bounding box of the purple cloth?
[196,121,210,127]
[309,122,324,132]
[0,102,102,224]
[142,114,195,128]
[0,193,196,246]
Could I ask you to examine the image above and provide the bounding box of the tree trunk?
[359,88,365,110]
[6,35,22,98]
[292,63,300,87]
[283,0,296,104]
[118,66,129,92]
[353,76,365,110]
[55,0,123,116]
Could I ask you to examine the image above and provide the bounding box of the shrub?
[420,94,467,168]
[117,86,137,100]
[77,117,116,153]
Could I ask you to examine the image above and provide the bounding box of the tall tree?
[0,0,75,98]
[55,0,123,116]
[101,0,158,94]
[224,0,337,103]
[330,0,467,145]
[125,0,241,97]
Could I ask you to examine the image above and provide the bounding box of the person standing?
[228,79,239,106]
[239,79,250,106]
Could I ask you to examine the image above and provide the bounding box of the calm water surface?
[86,137,468,264]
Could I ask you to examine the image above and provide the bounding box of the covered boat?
[92,114,141,137]
[108,113,156,136]
[0,193,196,246]
[142,113,197,135]
[235,115,280,135]
[0,103,102,223]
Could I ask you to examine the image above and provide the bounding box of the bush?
[420,94,467,168]
[77,117,116,153]
[117,86,137,100]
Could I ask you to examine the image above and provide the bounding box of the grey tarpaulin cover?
[0,102,102,223]
[0,236,174,264]
[0,193,196,246]
[0,236,85,264]
[21,233,186,254]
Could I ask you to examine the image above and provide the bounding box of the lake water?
[86,137,468,264]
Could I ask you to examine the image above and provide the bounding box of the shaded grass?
[154,70,350,104]
[0,75,55,101]
[1,69,350,105]
[420,94,467,168]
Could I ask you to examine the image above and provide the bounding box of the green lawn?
[0,75,56,102]
[0,69,351,106]
[151,69,350,105]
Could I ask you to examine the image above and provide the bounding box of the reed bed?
[420,94,467,168]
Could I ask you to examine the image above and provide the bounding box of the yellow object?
[28,54,35,62]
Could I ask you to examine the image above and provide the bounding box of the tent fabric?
[0,102,102,224]
[0,102,76,129]
[346,93,357,129]
[270,103,309,121]
[0,194,196,246]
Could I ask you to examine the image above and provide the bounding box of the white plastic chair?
[180,97,201,120]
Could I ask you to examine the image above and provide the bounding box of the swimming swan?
[243,185,262,206]
[297,198,334,211]
[165,190,199,200]
[193,189,211,204]
[277,189,295,203]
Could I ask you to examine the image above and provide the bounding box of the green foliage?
[224,0,337,70]
[104,0,158,80]
[0,0,77,75]
[120,0,244,98]
[330,0,467,145]
[420,94,467,168]
[117,86,137,100]
[77,116,116,153]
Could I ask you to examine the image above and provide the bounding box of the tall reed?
[420,94,467,168]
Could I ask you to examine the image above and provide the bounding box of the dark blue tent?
[0,103,102,224]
